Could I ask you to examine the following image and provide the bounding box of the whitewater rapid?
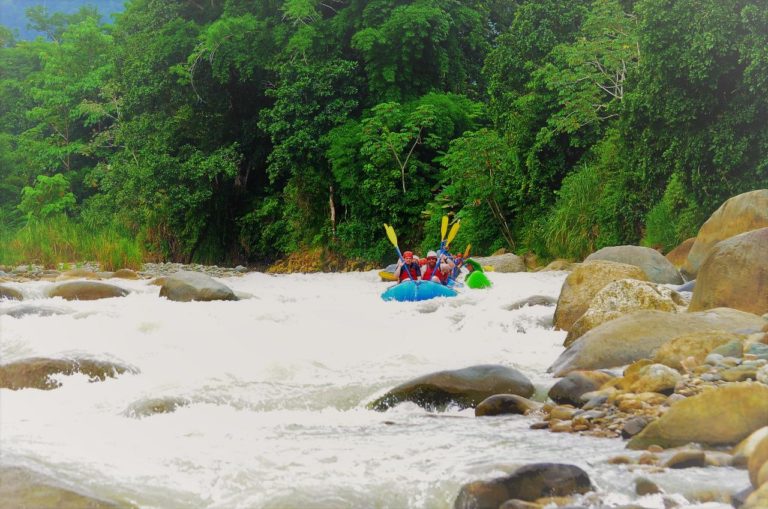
[0,271,745,508]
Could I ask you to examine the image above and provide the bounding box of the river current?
[0,271,746,508]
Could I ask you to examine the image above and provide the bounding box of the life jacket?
[422,263,449,284]
[398,262,421,282]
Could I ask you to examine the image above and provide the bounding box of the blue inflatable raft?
[381,280,458,302]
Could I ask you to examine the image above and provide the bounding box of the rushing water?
[0,271,747,508]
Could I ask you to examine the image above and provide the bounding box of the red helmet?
[403,251,413,259]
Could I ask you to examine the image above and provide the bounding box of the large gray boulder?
[470,253,526,273]
[47,281,129,300]
[549,308,766,377]
[369,364,534,411]
[689,227,768,316]
[553,260,648,332]
[682,189,768,279]
[159,271,238,302]
[585,245,683,284]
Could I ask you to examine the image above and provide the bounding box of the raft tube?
[381,280,458,302]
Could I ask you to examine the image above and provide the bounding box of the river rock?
[47,281,129,300]
[547,371,615,406]
[744,484,768,509]
[113,268,140,279]
[0,466,131,509]
[475,394,542,416]
[652,331,746,370]
[470,253,526,273]
[505,295,558,310]
[0,284,23,300]
[682,189,768,279]
[732,427,768,468]
[688,227,768,315]
[0,304,73,318]
[627,364,681,394]
[0,357,136,390]
[541,260,578,271]
[369,365,534,411]
[565,279,687,346]
[664,450,707,469]
[454,463,592,509]
[55,268,101,281]
[550,308,765,377]
[124,396,190,418]
[159,270,238,302]
[665,238,696,269]
[554,261,649,332]
[748,433,768,488]
[585,245,683,284]
[627,382,768,449]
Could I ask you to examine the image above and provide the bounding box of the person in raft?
[394,250,422,282]
[420,250,454,284]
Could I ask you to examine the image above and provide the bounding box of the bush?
[642,173,705,251]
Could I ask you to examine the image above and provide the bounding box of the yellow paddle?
[383,223,416,282]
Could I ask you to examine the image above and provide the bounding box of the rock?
[0,358,136,390]
[628,364,681,394]
[682,189,768,279]
[454,463,592,509]
[55,268,101,281]
[0,284,23,300]
[554,261,649,332]
[158,271,238,302]
[627,382,768,449]
[622,416,652,439]
[47,281,129,300]
[748,434,768,488]
[652,331,746,370]
[675,280,696,293]
[550,308,765,377]
[0,304,72,318]
[547,371,615,407]
[470,253,526,273]
[688,227,768,315]
[369,364,534,411]
[664,450,706,469]
[744,484,768,509]
[475,394,542,416]
[113,268,140,279]
[124,397,190,418]
[585,245,683,284]
[541,260,578,271]
[499,501,541,509]
[0,466,132,509]
[634,477,662,496]
[732,427,768,468]
[505,295,558,310]
[665,238,696,269]
[565,279,687,346]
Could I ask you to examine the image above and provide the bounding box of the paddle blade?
[446,220,461,246]
[463,244,471,259]
[440,215,448,241]
[384,223,398,247]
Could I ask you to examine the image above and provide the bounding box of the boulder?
[732,427,768,468]
[748,433,768,488]
[744,484,768,509]
[682,189,768,279]
[585,245,683,284]
[541,260,578,272]
[113,268,140,280]
[47,281,129,300]
[0,284,23,300]
[505,295,557,310]
[688,227,768,315]
[470,253,526,273]
[554,261,649,332]
[564,279,687,346]
[475,394,542,416]
[627,363,681,394]
[124,396,190,418]
[454,463,592,509]
[665,237,696,269]
[0,358,136,390]
[369,365,534,411]
[0,466,131,509]
[549,308,765,377]
[652,331,747,370]
[159,271,238,302]
[55,268,101,281]
[627,382,768,449]
[547,371,615,406]
[0,304,72,318]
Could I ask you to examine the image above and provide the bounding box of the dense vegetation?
[1,0,766,269]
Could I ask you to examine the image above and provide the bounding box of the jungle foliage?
[0,0,766,266]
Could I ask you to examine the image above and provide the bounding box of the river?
[0,270,746,508]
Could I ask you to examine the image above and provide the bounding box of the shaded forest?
[1,0,766,267]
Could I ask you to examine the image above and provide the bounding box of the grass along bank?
[0,216,147,271]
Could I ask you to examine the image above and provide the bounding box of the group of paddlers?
[393,249,473,285]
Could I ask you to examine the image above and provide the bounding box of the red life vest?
[422,264,448,284]
[399,262,421,282]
